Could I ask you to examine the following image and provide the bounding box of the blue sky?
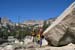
[0,0,74,23]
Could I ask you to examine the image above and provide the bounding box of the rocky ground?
[0,43,75,50]
[23,43,75,50]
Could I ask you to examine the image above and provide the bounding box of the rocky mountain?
[43,2,75,46]
[0,17,14,26]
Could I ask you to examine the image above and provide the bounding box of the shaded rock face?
[44,3,75,46]
[59,28,75,46]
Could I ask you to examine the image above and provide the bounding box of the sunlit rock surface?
[44,2,75,46]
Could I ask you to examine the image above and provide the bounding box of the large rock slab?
[44,2,75,46]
